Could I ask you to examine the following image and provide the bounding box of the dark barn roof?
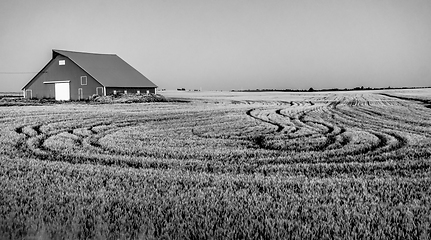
[23,49,157,90]
[53,49,157,88]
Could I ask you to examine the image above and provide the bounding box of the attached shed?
[22,49,157,100]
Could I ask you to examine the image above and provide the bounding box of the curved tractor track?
[242,97,419,162]
[12,117,175,169]
[1,93,430,174]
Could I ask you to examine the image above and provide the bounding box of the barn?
[22,49,157,100]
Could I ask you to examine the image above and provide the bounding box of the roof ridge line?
[53,49,117,56]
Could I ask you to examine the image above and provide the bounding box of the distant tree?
[308,87,314,92]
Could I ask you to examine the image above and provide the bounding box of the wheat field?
[1,89,430,239]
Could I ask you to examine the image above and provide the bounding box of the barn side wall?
[23,55,103,100]
[105,87,156,95]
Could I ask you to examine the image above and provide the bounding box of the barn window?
[59,60,65,65]
[124,90,127,94]
[113,90,117,94]
[81,76,87,85]
[137,90,140,94]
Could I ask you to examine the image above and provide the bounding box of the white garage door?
[55,82,70,101]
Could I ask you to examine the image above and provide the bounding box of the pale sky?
[1,0,431,91]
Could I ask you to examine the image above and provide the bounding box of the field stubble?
[1,90,431,239]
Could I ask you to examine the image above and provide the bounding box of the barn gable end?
[23,55,102,100]
[22,49,157,100]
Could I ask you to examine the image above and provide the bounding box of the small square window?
[59,60,65,65]
[137,90,140,94]
[81,76,87,85]
[124,90,127,94]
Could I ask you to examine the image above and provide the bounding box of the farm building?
[22,49,157,100]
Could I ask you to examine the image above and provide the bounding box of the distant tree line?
[231,86,430,93]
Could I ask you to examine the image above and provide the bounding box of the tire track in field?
[11,106,249,165]
[194,97,414,160]
[244,105,351,152]
[380,93,431,107]
[357,106,431,134]
[3,94,431,176]
[273,107,350,151]
[12,117,183,169]
[327,103,409,155]
[274,109,300,133]
[246,109,284,132]
[276,108,323,136]
[246,100,409,156]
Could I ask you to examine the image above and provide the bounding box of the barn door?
[78,88,83,100]
[25,89,32,99]
[55,82,70,101]
[96,87,104,96]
